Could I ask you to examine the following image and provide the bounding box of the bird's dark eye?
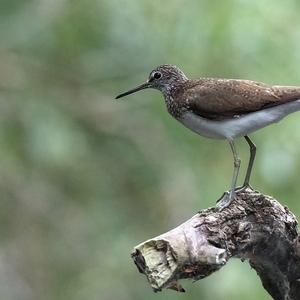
[153,72,162,79]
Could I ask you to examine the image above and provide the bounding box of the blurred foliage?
[1,0,300,299]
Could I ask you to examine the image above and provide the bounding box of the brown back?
[181,79,300,119]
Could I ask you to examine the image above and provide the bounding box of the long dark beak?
[115,82,151,99]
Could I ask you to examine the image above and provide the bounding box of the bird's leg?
[242,135,256,188]
[235,135,256,193]
[228,140,241,199]
[217,140,241,209]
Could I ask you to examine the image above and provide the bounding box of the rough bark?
[131,188,300,300]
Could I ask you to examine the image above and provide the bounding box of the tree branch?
[131,188,300,300]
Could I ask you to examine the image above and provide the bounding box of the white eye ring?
[153,72,162,79]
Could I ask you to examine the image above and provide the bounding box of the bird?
[116,64,300,209]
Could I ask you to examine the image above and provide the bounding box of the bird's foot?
[216,190,236,211]
[235,184,253,193]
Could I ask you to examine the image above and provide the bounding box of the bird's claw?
[216,184,254,211]
[235,184,253,193]
[216,190,237,211]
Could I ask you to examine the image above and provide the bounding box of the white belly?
[180,99,300,140]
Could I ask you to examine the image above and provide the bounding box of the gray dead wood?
[131,188,300,300]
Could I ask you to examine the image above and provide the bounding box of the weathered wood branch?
[131,188,300,300]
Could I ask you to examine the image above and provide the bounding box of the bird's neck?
[163,83,188,119]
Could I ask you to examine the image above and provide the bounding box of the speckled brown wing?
[183,78,300,119]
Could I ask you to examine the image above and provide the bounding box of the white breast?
[180,99,300,140]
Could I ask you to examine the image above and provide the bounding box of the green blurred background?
[1,0,300,299]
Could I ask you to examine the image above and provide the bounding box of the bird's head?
[115,65,188,99]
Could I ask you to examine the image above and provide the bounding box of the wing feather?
[183,79,300,119]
